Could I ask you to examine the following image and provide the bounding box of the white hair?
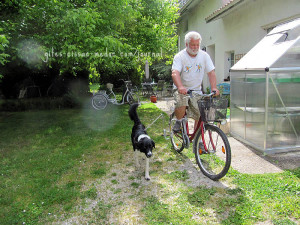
[185,31,202,45]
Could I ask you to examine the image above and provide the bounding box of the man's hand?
[178,86,188,95]
[211,88,220,96]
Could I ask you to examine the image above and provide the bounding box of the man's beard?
[186,46,199,56]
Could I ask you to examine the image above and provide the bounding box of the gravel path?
[55,143,227,224]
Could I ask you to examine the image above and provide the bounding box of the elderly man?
[171,31,219,131]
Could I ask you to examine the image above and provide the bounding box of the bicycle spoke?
[194,124,231,180]
[127,92,139,105]
[170,113,185,152]
[91,94,108,110]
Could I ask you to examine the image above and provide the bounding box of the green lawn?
[0,100,299,224]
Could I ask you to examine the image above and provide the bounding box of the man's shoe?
[173,120,181,133]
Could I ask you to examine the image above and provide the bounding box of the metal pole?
[145,60,149,80]
[244,72,247,139]
[264,71,269,150]
[145,113,164,131]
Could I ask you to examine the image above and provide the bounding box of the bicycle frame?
[180,114,216,153]
[121,88,130,104]
[107,83,131,105]
[184,117,201,141]
[177,90,218,152]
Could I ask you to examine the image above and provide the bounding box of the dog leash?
[145,113,164,131]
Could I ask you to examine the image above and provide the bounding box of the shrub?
[0,96,86,112]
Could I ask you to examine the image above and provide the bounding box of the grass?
[0,98,299,224]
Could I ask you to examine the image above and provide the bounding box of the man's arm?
[207,70,220,95]
[172,70,187,95]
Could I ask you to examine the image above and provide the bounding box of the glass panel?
[231,70,300,152]
[230,72,245,138]
[244,73,266,148]
[231,33,284,69]
[231,19,300,70]
[231,71,266,149]
[272,38,300,68]
[266,72,300,149]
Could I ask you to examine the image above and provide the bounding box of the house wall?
[177,0,300,90]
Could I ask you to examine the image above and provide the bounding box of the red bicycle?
[169,90,231,180]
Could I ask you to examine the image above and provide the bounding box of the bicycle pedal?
[172,129,182,134]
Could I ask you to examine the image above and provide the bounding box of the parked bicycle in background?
[91,80,140,110]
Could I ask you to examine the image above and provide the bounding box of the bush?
[0,96,88,112]
[150,61,172,82]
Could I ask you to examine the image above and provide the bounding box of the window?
[230,52,235,66]
[234,53,245,64]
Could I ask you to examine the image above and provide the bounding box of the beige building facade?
[177,0,300,90]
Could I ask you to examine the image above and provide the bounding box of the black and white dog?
[129,103,155,180]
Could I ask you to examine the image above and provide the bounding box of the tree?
[0,29,9,68]
[0,21,9,81]
[0,0,179,89]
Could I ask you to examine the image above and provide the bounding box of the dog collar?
[137,134,151,142]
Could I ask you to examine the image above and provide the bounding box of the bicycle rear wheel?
[91,93,108,110]
[126,92,140,105]
[193,124,231,180]
[169,112,185,153]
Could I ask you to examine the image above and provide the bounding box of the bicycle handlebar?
[187,89,216,98]
[118,79,129,83]
[118,79,131,88]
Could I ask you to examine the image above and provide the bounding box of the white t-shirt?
[172,49,215,91]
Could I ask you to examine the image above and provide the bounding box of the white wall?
[177,0,300,90]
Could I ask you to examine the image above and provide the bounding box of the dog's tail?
[129,103,141,125]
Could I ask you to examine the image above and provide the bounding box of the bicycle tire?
[193,124,231,180]
[91,93,108,110]
[169,112,185,153]
[126,92,140,105]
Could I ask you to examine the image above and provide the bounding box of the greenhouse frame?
[230,18,300,154]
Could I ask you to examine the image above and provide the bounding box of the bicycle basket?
[197,98,228,122]
[106,83,113,91]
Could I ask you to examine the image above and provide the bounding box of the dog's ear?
[152,140,155,148]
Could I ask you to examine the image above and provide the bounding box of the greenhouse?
[230,18,300,154]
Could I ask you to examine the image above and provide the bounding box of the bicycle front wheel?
[193,124,231,180]
[169,112,185,153]
[126,92,140,105]
[91,93,108,110]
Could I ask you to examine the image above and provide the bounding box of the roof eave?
[178,0,205,16]
[178,0,194,15]
[205,0,247,23]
